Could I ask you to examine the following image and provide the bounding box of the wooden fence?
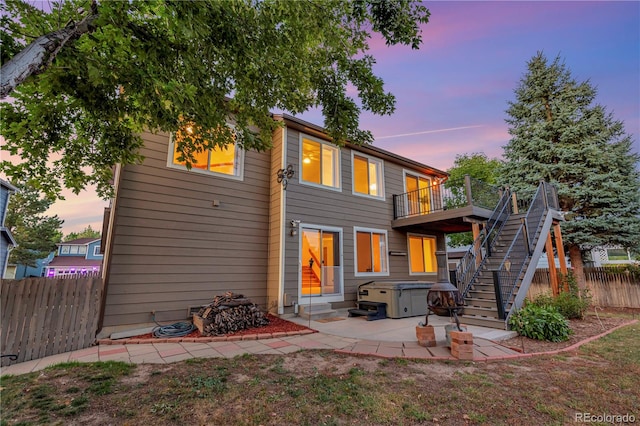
[1,276,103,367]
[527,268,640,308]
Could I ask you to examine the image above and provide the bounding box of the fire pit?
[422,251,465,331]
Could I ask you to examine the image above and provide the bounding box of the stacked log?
[196,292,269,336]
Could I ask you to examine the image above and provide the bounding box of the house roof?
[47,257,102,268]
[60,238,101,245]
[275,113,449,179]
[1,227,17,246]
[0,179,18,192]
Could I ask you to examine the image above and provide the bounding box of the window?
[60,246,70,254]
[93,246,101,256]
[355,228,389,276]
[78,245,87,255]
[300,135,340,189]
[404,171,432,216]
[168,126,243,179]
[353,153,384,198]
[70,245,79,254]
[408,234,437,274]
[606,248,630,261]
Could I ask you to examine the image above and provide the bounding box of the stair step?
[463,306,499,318]
[461,315,507,329]
[298,303,338,320]
[465,298,497,308]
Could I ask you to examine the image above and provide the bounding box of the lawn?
[1,324,638,425]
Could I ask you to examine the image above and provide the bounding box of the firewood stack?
[195,292,269,336]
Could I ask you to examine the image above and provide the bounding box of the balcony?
[392,176,500,233]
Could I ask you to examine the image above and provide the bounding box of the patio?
[285,309,517,343]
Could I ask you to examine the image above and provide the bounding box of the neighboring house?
[100,114,561,332]
[0,179,18,278]
[12,251,56,279]
[586,246,636,267]
[46,238,103,277]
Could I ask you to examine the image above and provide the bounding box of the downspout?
[277,127,287,315]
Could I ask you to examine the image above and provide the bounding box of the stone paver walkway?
[2,319,635,377]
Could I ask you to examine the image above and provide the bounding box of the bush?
[508,304,572,342]
[531,272,591,319]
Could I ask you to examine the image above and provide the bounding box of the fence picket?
[528,267,640,308]
[0,277,103,367]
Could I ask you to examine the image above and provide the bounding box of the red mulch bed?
[130,314,312,340]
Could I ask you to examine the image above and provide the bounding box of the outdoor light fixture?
[276,164,295,189]
[290,219,300,236]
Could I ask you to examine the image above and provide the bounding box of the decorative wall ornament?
[276,164,295,189]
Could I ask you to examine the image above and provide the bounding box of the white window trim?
[298,133,342,192]
[167,128,245,181]
[351,151,385,200]
[354,227,390,277]
[298,223,344,303]
[407,232,438,276]
[402,169,432,193]
[93,245,102,257]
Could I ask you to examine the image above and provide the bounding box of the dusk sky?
[12,1,640,234]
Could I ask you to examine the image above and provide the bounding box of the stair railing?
[492,181,550,318]
[457,187,513,298]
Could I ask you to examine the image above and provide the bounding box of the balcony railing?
[393,175,500,220]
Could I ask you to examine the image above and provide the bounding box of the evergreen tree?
[500,52,640,288]
[5,182,63,267]
[64,225,100,242]
[446,153,501,247]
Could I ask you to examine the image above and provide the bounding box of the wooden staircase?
[457,182,561,329]
[462,214,530,329]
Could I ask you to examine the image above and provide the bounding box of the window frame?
[299,134,342,192]
[351,151,385,200]
[93,245,102,257]
[407,233,438,276]
[354,227,390,277]
[167,125,244,181]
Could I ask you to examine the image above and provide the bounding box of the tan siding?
[103,131,271,328]
[282,128,441,311]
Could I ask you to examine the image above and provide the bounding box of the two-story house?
[46,238,103,277]
[100,114,563,333]
[1,179,18,278]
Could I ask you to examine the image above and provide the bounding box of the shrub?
[508,304,572,342]
[531,272,591,320]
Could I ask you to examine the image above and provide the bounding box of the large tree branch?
[1,8,98,99]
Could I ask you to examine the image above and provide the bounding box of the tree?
[0,0,430,200]
[5,182,63,267]
[445,152,502,247]
[499,52,640,288]
[64,224,100,242]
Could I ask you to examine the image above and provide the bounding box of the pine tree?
[500,52,640,288]
[5,182,63,267]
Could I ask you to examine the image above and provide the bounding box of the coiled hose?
[152,315,197,338]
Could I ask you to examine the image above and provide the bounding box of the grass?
[1,323,638,425]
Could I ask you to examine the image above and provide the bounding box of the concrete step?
[298,303,337,320]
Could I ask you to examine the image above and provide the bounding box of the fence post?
[464,175,473,206]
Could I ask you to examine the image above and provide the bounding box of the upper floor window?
[93,245,101,256]
[355,227,389,277]
[352,152,384,199]
[169,124,243,179]
[300,135,340,190]
[408,234,437,274]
